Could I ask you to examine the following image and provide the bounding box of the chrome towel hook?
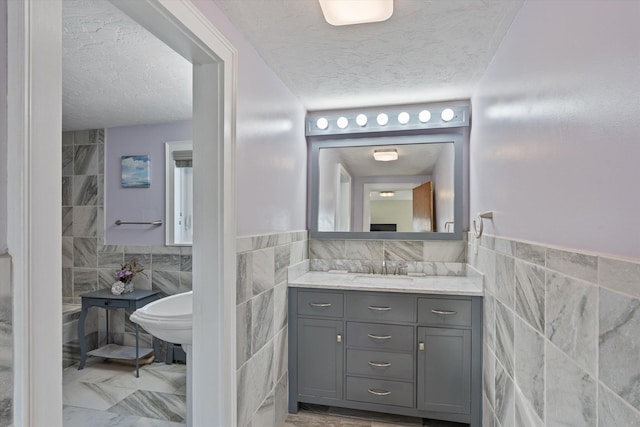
[473,211,493,238]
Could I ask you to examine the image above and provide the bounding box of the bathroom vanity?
[288,272,483,426]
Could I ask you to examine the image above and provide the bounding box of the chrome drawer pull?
[431,309,457,315]
[368,305,392,311]
[367,334,392,340]
[309,302,332,307]
[368,361,391,368]
[368,388,391,396]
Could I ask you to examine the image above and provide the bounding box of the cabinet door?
[417,327,471,414]
[297,318,343,399]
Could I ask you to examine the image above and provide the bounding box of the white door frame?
[7,1,237,425]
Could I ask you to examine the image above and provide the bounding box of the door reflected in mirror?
[317,142,455,233]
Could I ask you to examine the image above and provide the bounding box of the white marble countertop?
[288,271,484,296]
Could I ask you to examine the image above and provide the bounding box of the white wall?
[193,0,307,238]
[471,0,640,260]
[353,174,429,232]
[317,148,348,231]
[370,200,412,232]
[105,121,191,245]
[432,143,454,232]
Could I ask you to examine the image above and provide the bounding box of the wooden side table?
[78,289,161,377]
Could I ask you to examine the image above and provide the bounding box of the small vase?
[111,282,125,295]
[123,282,135,294]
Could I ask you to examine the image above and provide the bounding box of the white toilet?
[130,290,194,426]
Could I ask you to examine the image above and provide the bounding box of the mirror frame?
[309,132,464,240]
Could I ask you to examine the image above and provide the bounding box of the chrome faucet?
[382,260,387,275]
[395,261,407,275]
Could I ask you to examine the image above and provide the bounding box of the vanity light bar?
[306,104,469,136]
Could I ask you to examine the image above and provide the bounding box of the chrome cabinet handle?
[367,334,392,340]
[368,306,392,311]
[431,309,457,315]
[368,388,391,396]
[337,334,342,343]
[419,341,425,351]
[368,361,391,367]
[309,302,332,307]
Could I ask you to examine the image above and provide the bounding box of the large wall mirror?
[309,134,464,240]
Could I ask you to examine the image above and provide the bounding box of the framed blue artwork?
[121,155,151,188]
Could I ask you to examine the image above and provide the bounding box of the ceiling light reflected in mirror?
[373,148,398,162]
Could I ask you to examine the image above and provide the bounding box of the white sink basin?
[352,275,414,286]
[130,291,192,346]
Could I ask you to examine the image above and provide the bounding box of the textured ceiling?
[62,0,192,131]
[329,143,446,177]
[212,0,524,110]
[62,0,523,131]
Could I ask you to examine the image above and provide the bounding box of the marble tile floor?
[285,404,468,427]
[63,357,187,427]
[63,359,466,427]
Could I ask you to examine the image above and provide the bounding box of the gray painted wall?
[471,0,640,259]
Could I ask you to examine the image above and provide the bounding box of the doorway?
[7,1,237,425]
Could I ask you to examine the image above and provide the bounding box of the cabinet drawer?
[297,291,344,318]
[347,322,414,351]
[346,292,416,323]
[418,298,471,327]
[346,376,414,408]
[98,299,130,309]
[346,349,414,381]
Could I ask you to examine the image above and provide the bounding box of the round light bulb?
[316,117,329,130]
[376,113,389,126]
[418,110,431,123]
[336,116,349,129]
[398,112,410,124]
[356,114,368,127]
[441,108,455,122]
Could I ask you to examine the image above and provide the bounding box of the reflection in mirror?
[165,141,193,245]
[318,143,454,233]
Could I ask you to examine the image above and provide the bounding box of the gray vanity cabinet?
[297,318,343,399]
[417,327,471,414]
[288,287,482,426]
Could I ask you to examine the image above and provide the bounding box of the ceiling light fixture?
[373,148,398,161]
[418,110,431,123]
[441,108,455,122]
[398,111,410,124]
[376,113,389,126]
[337,116,349,128]
[379,191,395,197]
[318,0,394,26]
[316,117,329,129]
[356,114,368,127]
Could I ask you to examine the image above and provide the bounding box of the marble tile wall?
[236,230,308,427]
[0,254,12,425]
[308,238,466,276]
[468,232,640,426]
[61,130,193,367]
